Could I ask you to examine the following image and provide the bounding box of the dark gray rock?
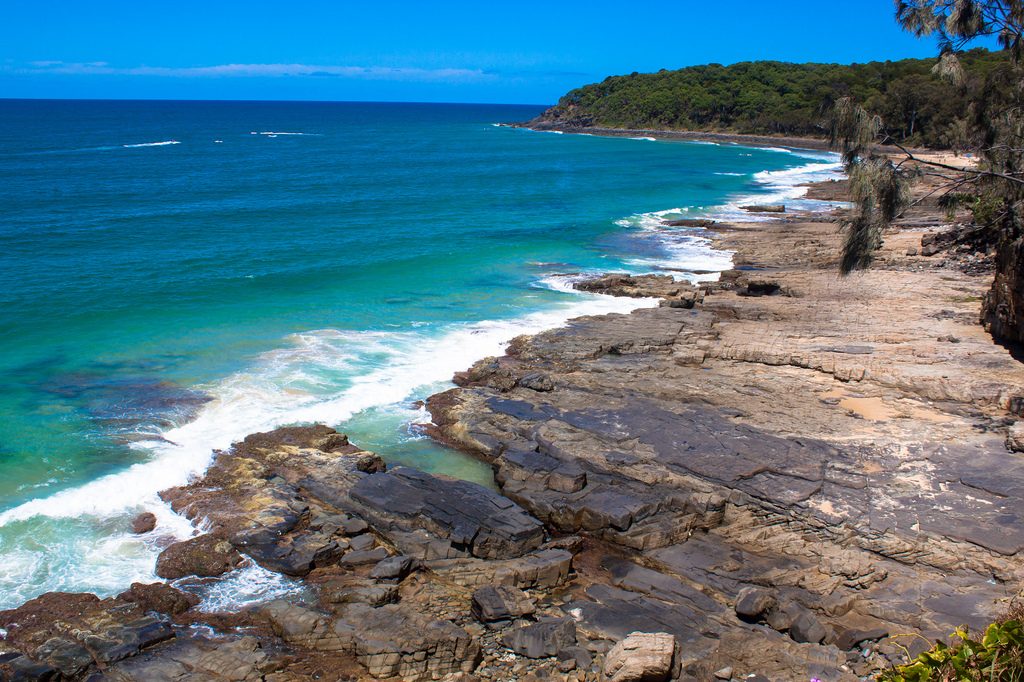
[369,555,416,582]
[242,531,344,576]
[557,646,593,670]
[835,626,889,651]
[34,637,94,677]
[340,547,389,566]
[339,517,369,536]
[346,467,545,560]
[502,618,576,659]
[735,586,777,622]
[471,585,536,623]
[789,612,827,644]
[6,656,58,682]
[347,534,376,552]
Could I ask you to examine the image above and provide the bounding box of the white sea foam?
[0,283,657,609]
[258,131,320,136]
[628,136,657,141]
[123,140,180,148]
[611,149,845,278]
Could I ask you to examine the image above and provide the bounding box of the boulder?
[470,585,536,623]
[369,555,417,582]
[519,372,555,392]
[5,656,58,681]
[603,631,676,682]
[502,618,576,659]
[129,512,157,534]
[34,637,94,678]
[120,582,197,614]
[789,612,827,644]
[155,534,244,580]
[734,586,776,622]
[556,646,593,671]
[357,452,387,473]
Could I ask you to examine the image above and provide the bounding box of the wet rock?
[154,534,244,580]
[603,631,676,682]
[34,637,94,677]
[129,512,156,534]
[502,618,576,659]
[119,582,197,615]
[471,585,536,624]
[5,656,58,681]
[242,531,343,576]
[369,555,417,582]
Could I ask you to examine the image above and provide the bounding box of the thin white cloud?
[15,61,496,83]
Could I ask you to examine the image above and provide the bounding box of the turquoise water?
[0,100,844,609]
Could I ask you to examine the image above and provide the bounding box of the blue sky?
[0,1,983,104]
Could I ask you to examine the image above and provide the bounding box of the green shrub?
[878,618,1024,682]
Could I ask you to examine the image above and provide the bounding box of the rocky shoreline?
[3,171,1024,682]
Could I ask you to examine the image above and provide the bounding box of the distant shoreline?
[504,121,835,151]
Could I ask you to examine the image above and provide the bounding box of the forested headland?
[538,48,1007,147]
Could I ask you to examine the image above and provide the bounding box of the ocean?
[0,99,844,610]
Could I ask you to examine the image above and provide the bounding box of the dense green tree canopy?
[553,49,1007,146]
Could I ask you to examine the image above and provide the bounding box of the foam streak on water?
[0,286,657,609]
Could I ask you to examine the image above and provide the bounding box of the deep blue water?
[0,99,843,608]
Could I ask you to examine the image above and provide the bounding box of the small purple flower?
[810,678,822,682]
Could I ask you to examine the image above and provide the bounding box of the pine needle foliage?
[823,97,912,273]
[831,1,1024,278]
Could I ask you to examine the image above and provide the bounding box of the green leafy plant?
[878,619,1024,682]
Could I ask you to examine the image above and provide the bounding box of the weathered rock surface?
[501,618,576,659]
[262,599,480,680]
[603,631,676,682]
[154,534,244,580]
[471,585,536,624]
[130,511,157,534]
